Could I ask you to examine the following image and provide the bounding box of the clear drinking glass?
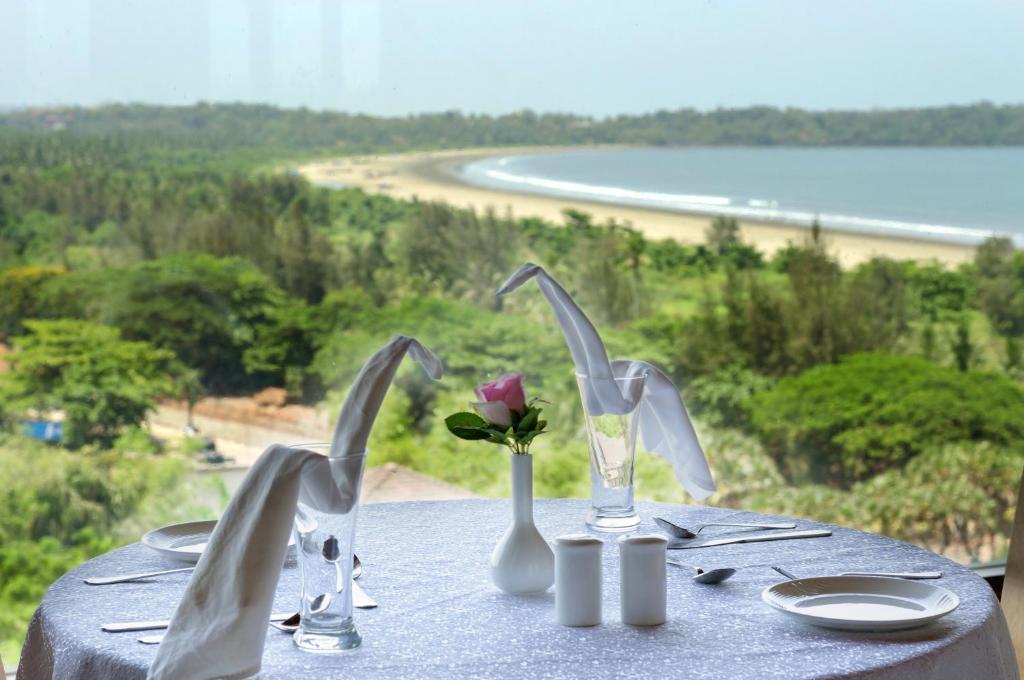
[291,448,366,653]
[576,373,645,532]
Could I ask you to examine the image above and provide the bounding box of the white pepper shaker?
[553,534,603,626]
[618,534,668,626]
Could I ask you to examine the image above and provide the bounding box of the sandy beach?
[297,147,977,268]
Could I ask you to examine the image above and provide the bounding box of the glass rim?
[575,372,646,382]
[288,442,367,458]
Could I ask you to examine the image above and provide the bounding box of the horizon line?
[3,99,1024,121]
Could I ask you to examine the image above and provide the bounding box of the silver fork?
[772,565,942,581]
[655,516,796,540]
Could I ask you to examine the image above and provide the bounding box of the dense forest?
[3,101,1024,153]
[2,104,1024,658]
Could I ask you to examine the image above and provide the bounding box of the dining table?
[17,499,1019,679]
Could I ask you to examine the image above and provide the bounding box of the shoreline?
[297,147,979,268]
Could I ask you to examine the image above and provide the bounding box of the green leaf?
[450,428,491,441]
[517,407,539,433]
[509,408,523,431]
[483,428,511,445]
[445,412,491,440]
[446,412,488,429]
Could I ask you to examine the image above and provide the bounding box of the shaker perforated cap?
[554,533,604,547]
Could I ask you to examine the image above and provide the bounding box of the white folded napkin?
[496,263,715,500]
[148,335,442,680]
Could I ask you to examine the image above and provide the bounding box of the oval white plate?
[142,520,219,562]
[762,575,959,631]
[142,520,294,563]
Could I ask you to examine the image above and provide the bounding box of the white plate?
[762,575,959,631]
[142,520,219,562]
[142,520,295,563]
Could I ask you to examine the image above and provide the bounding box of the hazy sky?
[1,0,1022,116]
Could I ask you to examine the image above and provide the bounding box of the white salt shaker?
[618,534,668,626]
[553,534,603,627]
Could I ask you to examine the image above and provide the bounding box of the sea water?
[460,147,1024,245]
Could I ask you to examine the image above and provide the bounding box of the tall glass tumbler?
[576,373,645,532]
[292,449,366,653]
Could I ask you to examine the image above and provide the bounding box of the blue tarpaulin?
[22,420,64,442]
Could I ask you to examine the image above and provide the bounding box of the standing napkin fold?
[496,263,715,500]
[149,335,442,680]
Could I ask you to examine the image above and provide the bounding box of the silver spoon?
[271,553,365,632]
[306,539,353,616]
[655,516,796,540]
[269,611,302,633]
[667,558,736,584]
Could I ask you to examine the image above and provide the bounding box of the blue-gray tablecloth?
[17,499,1019,679]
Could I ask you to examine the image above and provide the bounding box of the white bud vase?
[490,453,554,595]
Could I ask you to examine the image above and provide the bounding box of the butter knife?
[103,612,293,633]
[85,567,195,586]
[118,582,377,638]
[670,528,832,549]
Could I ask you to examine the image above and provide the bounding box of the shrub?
[748,353,1024,486]
[701,427,786,506]
[685,365,774,428]
[853,442,1023,559]
[744,441,1023,561]
[647,239,707,273]
[0,436,202,658]
[0,536,111,661]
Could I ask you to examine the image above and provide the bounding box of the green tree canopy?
[748,353,1024,486]
[975,236,1024,337]
[0,264,65,340]
[1,320,181,448]
[705,216,741,254]
[679,247,908,377]
[5,101,1023,150]
[41,254,285,391]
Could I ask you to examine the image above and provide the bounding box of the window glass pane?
[1,0,1022,663]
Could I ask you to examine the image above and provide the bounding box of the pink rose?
[472,373,528,428]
